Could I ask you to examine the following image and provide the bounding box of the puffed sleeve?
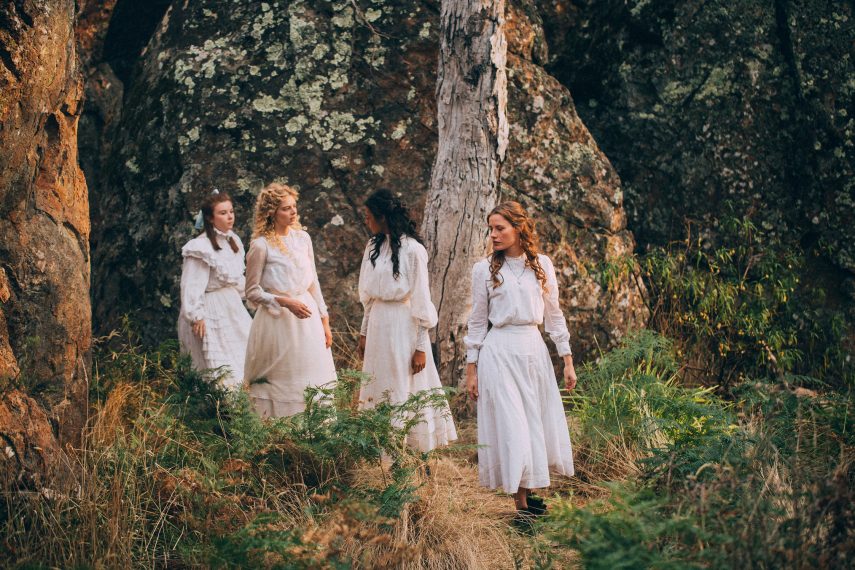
[180,256,210,323]
[463,261,490,363]
[408,242,438,352]
[541,255,572,356]
[304,232,329,318]
[244,239,281,314]
[358,243,373,336]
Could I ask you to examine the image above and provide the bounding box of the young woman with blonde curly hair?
[463,201,576,523]
[243,182,336,417]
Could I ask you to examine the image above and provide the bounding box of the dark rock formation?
[539,0,854,308]
[88,0,647,366]
[0,0,90,448]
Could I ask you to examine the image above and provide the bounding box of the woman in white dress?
[464,201,577,518]
[243,182,336,417]
[178,191,252,389]
[357,189,457,452]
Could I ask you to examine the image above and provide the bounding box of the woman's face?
[274,196,297,230]
[363,206,384,234]
[209,200,235,232]
[488,213,520,252]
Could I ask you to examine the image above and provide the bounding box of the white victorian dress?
[244,230,337,417]
[358,235,457,452]
[178,229,252,389]
[464,253,574,493]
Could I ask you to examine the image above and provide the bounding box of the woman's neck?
[504,243,524,258]
[275,225,291,236]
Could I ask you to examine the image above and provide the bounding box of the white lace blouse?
[358,235,437,352]
[244,230,329,317]
[179,229,247,323]
[464,253,572,363]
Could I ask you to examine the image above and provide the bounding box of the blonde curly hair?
[252,182,302,252]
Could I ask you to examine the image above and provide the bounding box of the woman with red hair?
[464,201,576,522]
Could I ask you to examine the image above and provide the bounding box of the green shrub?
[551,332,854,569]
[0,337,454,568]
[643,214,853,390]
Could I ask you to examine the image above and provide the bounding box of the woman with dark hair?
[243,182,336,417]
[178,191,252,389]
[357,189,457,452]
[464,201,576,521]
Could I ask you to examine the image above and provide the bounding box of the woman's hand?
[278,296,312,319]
[411,350,426,374]
[357,335,366,359]
[563,355,577,391]
[466,363,479,400]
[192,319,206,339]
[322,317,332,349]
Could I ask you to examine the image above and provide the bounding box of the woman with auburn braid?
[243,182,336,417]
[463,201,576,527]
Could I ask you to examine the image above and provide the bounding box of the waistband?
[491,323,539,331]
[268,288,308,297]
[373,297,411,305]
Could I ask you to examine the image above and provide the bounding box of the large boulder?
[539,0,854,308]
[89,0,646,364]
[0,0,90,447]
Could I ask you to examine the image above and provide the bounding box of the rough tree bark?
[0,0,89,477]
[423,0,509,386]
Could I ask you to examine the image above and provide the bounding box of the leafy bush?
[643,215,853,390]
[0,336,457,568]
[548,332,855,569]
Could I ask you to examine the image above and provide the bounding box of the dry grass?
[341,456,532,569]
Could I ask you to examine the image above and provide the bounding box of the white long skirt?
[177,286,252,390]
[244,291,337,418]
[476,325,574,493]
[360,300,457,452]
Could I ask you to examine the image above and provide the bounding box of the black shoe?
[526,495,547,515]
[525,502,547,516]
[512,510,537,534]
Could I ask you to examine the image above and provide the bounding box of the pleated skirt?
[244,291,337,418]
[476,325,574,493]
[178,286,252,390]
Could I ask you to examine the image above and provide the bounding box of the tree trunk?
[0,0,90,459]
[423,0,509,386]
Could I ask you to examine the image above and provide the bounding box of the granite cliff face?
[0,0,90,471]
[87,0,647,364]
[539,0,855,310]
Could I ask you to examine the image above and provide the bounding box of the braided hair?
[200,192,239,253]
[365,189,423,279]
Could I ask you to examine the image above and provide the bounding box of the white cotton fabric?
[358,235,458,452]
[177,230,252,389]
[243,230,336,417]
[464,254,574,493]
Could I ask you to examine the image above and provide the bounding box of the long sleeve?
[409,243,438,352]
[542,256,572,356]
[358,243,373,336]
[464,262,490,363]
[244,240,280,313]
[180,256,210,323]
[305,234,329,318]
